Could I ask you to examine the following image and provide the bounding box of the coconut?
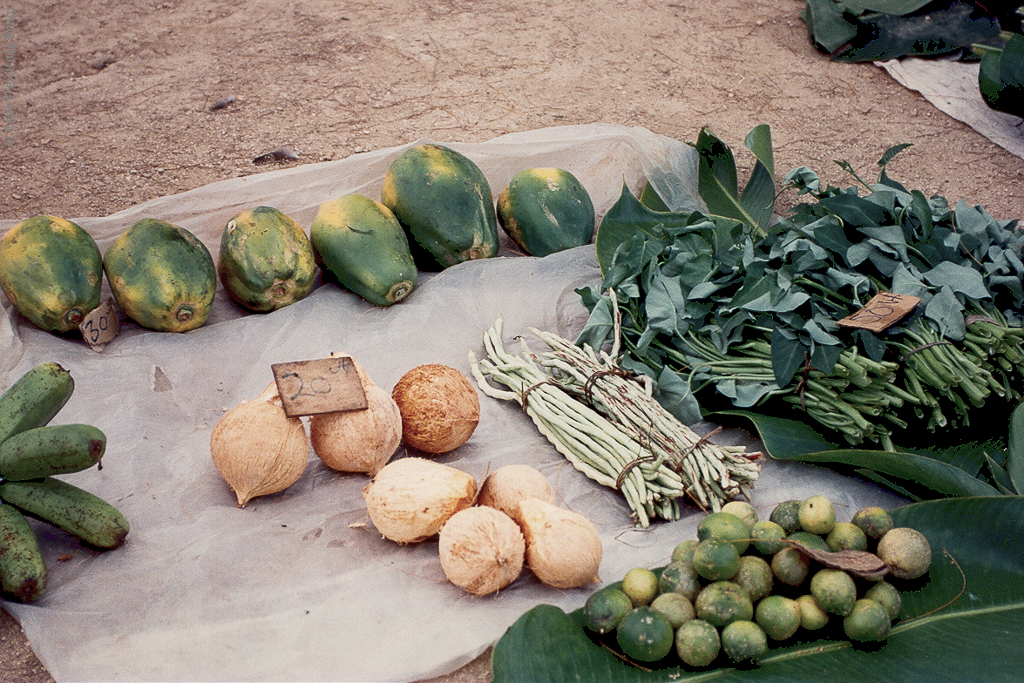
[210,381,308,507]
[310,384,403,475]
[477,463,556,525]
[438,506,525,595]
[362,457,477,544]
[517,497,602,589]
[391,364,480,454]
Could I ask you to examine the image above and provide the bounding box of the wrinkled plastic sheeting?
[0,124,903,682]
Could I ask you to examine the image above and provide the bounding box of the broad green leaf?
[492,496,1024,682]
[719,410,1001,499]
[979,34,1024,117]
[639,180,672,212]
[695,127,775,233]
[921,261,990,300]
[1007,401,1024,495]
[802,0,858,54]
[739,124,777,230]
[595,183,698,275]
[771,328,805,388]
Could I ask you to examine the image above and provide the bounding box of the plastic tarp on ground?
[877,58,1024,162]
[0,124,904,682]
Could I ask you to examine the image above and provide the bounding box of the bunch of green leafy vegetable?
[576,126,1024,453]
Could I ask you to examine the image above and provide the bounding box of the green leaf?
[639,180,672,212]
[771,327,806,387]
[719,410,1002,499]
[492,496,1024,682]
[739,124,777,230]
[978,33,1024,118]
[695,127,776,232]
[595,183,698,276]
[1007,401,1024,495]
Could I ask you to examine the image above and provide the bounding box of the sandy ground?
[1,1,1022,682]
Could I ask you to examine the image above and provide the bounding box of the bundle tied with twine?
[469,316,762,527]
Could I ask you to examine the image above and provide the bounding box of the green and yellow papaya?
[496,168,595,257]
[218,206,317,312]
[0,215,103,333]
[103,218,217,332]
[381,144,499,269]
[310,194,418,306]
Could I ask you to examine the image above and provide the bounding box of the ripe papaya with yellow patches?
[103,218,217,332]
[496,168,595,257]
[311,194,417,306]
[0,215,103,333]
[381,144,498,269]
[217,206,317,312]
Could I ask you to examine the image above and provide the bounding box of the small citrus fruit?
[864,580,903,621]
[721,620,768,663]
[675,618,721,667]
[583,586,633,634]
[798,495,836,535]
[771,546,810,586]
[851,506,894,539]
[788,530,830,553]
[698,511,751,554]
[658,560,701,601]
[755,594,802,641]
[827,521,868,552]
[750,520,787,555]
[796,594,829,630]
[843,598,891,642]
[720,500,758,529]
[650,591,696,628]
[621,567,660,606]
[671,539,699,565]
[876,527,932,580]
[810,568,857,617]
[769,499,802,533]
[616,606,675,662]
[732,555,773,602]
[694,580,754,627]
[692,538,741,581]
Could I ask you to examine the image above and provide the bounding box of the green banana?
[0,423,106,481]
[0,478,129,550]
[0,502,47,602]
[0,362,75,445]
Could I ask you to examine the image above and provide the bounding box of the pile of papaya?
[0,362,130,602]
[0,144,596,340]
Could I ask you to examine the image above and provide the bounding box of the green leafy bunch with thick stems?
[578,126,1024,453]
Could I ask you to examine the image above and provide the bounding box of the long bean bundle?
[469,317,761,526]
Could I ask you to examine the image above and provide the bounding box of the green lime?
[851,506,894,539]
[615,606,675,663]
[692,538,741,581]
[720,500,758,530]
[788,530,830,553]
[826,521,868,552]
[795,594,829,630]
[731,555,773,603]
[650,591,695,628]
[864,580,902,621]
[771,546,810,586]
[621,567,659,606]
[769,499,802,533]
[877,527,932,580]
[750,520,787,555]
[675,618,721,668]
[810,568,857,617]
[798,495,836,535]
[721,620,768,663]
[582,586,633,634]
[671,539,698,565]
[694,580,754,627]
[843,598,891,642]
[698,511,751,554]
[658,560,701,601]
[754,594,801,641]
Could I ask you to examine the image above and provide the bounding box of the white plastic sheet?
[0,124,903,682]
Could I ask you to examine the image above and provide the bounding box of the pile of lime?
[582,497,933,668]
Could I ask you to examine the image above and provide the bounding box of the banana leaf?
[491,496,1024,682]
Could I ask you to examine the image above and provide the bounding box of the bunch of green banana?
[0,362,130,603]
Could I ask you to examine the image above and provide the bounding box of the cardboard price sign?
[837,292,921,333]
[271,356,368,417]
[79,297,120,352]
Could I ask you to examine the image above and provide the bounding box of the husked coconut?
[310,384,403,475]
[518,497,602,589]
[391,364,480,454]
[477,463,556,525]
[210,381,308,507]
[362,457,477,544]
[439,506,525,595]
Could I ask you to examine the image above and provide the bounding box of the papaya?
[0,215,103,333]
[381,144,499,269]
[217,206,317,312]
[103,218,217,332]
[496,168,595,257]
[310,194,418,307]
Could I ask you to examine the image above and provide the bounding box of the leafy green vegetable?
[492,495,1024,682]
[978,32,1024,118]
[578,125,1024,462]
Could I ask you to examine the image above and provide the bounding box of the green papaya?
[218,206,317,312]
[310,194,418,306]
[103,218,217,332]
[496,168,595,256]
[381,144,499,269]
[0,215,103,333]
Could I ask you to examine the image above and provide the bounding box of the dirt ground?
[1,0,1022,682]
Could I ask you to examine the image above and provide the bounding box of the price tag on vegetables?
[79,297,120,352]
[837,292,920,333]
[271,357,368,417]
